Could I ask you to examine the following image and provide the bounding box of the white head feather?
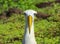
[24,10,37,17]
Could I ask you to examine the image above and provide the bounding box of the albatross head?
[24,10,37,17]
[24,10,37,33]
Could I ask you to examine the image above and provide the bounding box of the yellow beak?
[28,15,32,34]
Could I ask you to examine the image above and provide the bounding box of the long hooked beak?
[28,15,32,34]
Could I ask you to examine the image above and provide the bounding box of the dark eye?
[34,13,37,15]
[24,13,27,16]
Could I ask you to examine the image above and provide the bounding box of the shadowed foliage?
[36,12,51,19]
[0,8,23,19]
[35,2,53,8]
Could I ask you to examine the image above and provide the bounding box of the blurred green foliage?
[0,0,60,44]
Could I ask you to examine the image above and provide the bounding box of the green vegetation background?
[0,0,60,44]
